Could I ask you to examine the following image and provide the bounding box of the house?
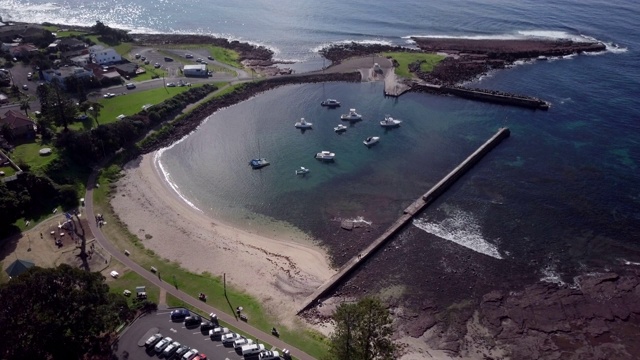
[85,63,121,82]
[56,37,86,51]
[114,63,138,77]
[0,24,51,44]
[183,64,208,77]
[89,45,122,65]
[42,66,93,87]
[2,43,39,58]
[70,54,91,67]
[0,110,36,139]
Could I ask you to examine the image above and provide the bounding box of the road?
[84,168,316,360]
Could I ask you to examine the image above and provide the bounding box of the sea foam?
[412,209,502,259]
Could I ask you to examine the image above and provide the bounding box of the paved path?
[84,168,316,360]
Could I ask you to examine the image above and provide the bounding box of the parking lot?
[115,308,274,360]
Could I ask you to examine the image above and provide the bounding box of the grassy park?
[382,52,446,78]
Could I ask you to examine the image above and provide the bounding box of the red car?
[193,354,207,360]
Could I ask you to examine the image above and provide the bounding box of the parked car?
[259,350,281,360]
[221,332,241,345]
[154,63,161,68]
[135,53,141,59]
[75,114,89,121]
[200,320,215,332]
[141,56,146,61]
[193,354,208,360]
[170,308,190,321]
[233,338,253,349]
[207,55,214,60]
[167,82,176,87]
[144,60,150,65]
[181,348,199,360]
[209,326,229,339]
[22,84,28,90]
[125,83,136,89]
[184,315,202,327]
[154,336,173,353]
[196,58,202,63]
[162,341,181,358]
[241,344,265,356]
[185,54,193,58]
[144,333,163,348]
[174,345,190,358]
[103,93,116,98]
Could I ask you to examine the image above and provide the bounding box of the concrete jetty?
[298,127,511,314]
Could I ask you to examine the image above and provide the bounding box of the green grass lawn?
[107,267,160,306]
[382,52,446,78]
[133,64,168,82]
[94,147,329,358]
[97,86,194,125]
[166,45,242,68]
[11,140,59,172]
[0,165,16,177]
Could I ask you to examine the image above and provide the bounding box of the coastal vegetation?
[0,264,135,359]
[326,297,398,360]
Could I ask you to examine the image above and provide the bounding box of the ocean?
[4,0,639,305]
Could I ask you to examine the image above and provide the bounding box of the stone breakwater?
[139,72,362,153]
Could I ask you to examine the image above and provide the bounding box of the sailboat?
[249,135,270,169]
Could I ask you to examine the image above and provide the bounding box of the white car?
[233,338,253,349]
[209,326,229,339]
[154,336,173,353]
[103,93,116,98]
[221,332,240,345]
[181,348,199,360]
[154,63,161,68]
[259,350,281,360]
[125,83,136,89]
[162,341,181,357]
[167,82,176,87]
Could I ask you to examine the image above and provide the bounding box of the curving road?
[84,167,316,360]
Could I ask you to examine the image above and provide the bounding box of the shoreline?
[111,153,336,326]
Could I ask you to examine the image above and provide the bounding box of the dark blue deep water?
[5,0,639,301]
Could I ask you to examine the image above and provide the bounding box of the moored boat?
[363,136,380,147]
[321,99,341,107]
[295,167,310,175]
[380,114,402,128]
[249,158,270,169]
[334,124,347,133]
[315,151,335,161]
[294,117,313,129]
[340,108,362,121]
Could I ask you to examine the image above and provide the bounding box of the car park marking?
[192,331,201,334]
[170,328,177,333]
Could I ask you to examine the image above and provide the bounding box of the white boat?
[295,167,310,175]
[334,124,347,133]
[363,136,380,147]
[380,114,402,128]
[249,158,270,169]
[315,151,335,161]
[340,108,362,121]
[294,117,313,129]
[321,99,341,107]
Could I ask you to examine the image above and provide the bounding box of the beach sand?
[111,153,336,325]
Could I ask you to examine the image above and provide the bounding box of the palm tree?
[19,98,30,117]
[89,102,103,126]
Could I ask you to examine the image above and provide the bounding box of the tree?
[327,297,398,360]
[0,264,134,359]
[89,102,103,126]
[19,98,30,117]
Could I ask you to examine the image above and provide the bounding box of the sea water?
[3,0,639,304]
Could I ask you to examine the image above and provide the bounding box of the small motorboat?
[321,99,341,107]
[380,114,402,128]
[294,117,313,129]
[363,136,380,147]
[537,55,548,61]
[340,108,362,121]
[295,167,310,175]
[249,158,270,169]
[334,124,347,133]
[315,151,335,161]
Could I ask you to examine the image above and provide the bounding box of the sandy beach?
[111,153,336,324]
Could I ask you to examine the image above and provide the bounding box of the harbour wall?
[411,83,550,110]
[298,127,511,314]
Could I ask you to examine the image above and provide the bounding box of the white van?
[241,343,265,356]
